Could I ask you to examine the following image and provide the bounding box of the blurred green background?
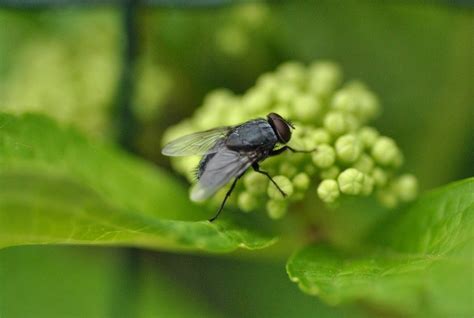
[0,1,472,317]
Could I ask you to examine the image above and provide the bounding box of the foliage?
[287,178,474,316]
[0,1,472,317]
[0,113,275,252]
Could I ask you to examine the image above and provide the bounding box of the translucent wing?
[161,126,231,157]
[190,144,255,201]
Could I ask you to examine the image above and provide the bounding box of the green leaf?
[287,178,474,316]
[0,246,221,318]
[0,113,276,252]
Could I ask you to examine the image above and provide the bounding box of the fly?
[162,112,315,221]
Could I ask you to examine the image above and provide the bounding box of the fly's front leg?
[269,146,317,156]
[209,173,243,222]
[252,163,287,197]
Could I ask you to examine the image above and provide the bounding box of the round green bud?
[338,168,364,195]
[279,161,298,178]
[371,136,401,166]
[361,175,374,196]
[302,136,318,151]
[277,61,306,87]
[292,94,322,122]
[331,89,358,113]
[273,103,291,119]
[358,127,379,149]
[377,189,398,208]
[335,134,362,163]
[256,73,279,95]
[238,192,258,212]
[242,88,271,113]
[275,85,299,104]
[357,89,379,121]
[266,200,288,219]
[353,154,375,174]
[317,179,340,203]
[243,171,268,193]
[267,175,294,200]
[371,167,388,187]
[161,120,195,145]
[308,61,342,97]
[311,128,332,145]
[293,173,311,191]
[320,165,340,180]
[311,144,336,168]
[344,113,360,132]
[203,88,234,107]
[324,111,347,136]
[394,174,418,202]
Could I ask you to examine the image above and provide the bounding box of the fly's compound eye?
[268,113,292,143]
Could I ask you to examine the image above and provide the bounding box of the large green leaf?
[0,246,221,318]
[0,113,276,252]
[287,178,474,316]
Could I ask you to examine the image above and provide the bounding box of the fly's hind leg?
[209,174,243,222]
[252,163,287,197]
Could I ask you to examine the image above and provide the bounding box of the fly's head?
[267,112,294,144]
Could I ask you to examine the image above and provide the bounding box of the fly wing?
[190,146,255,202]
[161,126,231,157]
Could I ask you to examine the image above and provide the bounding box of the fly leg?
[269,146,317,156]
[252,163,287,197]
[209,174,243,222]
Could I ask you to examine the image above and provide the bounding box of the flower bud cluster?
[163,61,418,218]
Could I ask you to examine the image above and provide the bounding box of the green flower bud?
[311,128,332,145]
[238,192,258,212]
[266,200,288,219]
[277,61,306,87]
[323,111,347,136]
[335,134,362,163]
[275,85,299,104]
[161,120,195,145]
[293,173,311,191]
[361,175,374,196]
[267,175,294,200]
[243,171,268,193]
[357,89,379,121]
[256,72,279,95]
[320,165,340,180]
[242,88,271,113]
[338,168,364,195]
[394,174,418,202]
[273,103,291,119]
[311,144,336,168]
[279,161,298,178]
[377,189,398,208]
[371,167,388,187]
[202,88,231,104]
[317,179,340,203]
[358,127,379,149]
[371,136,401,166]
[353,154,375,174]
[308,61,342,97]
[331,89,358,113]
[344,113,360,132]
[292,94,322,122]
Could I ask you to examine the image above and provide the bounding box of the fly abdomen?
[196,152,216,180]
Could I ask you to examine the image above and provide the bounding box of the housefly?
[162,112,314,221]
